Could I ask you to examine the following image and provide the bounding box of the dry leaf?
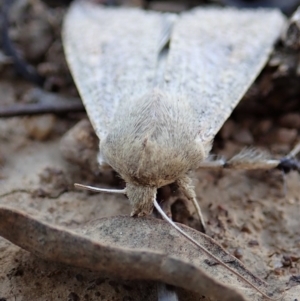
[0,206,283,301]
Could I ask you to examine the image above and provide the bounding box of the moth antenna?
[153,199,276,300]
[74,183,126,194]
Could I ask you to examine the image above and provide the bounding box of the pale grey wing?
[62,1,175,140]
[164,8,285,143]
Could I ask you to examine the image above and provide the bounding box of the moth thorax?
[126,183,157,217]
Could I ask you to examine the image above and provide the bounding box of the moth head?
[125,183,156,216]
[74,182,157,217]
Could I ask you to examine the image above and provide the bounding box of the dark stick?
[0,88,84,117]
[0,101,84,117]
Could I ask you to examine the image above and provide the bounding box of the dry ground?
[0,0,299,300]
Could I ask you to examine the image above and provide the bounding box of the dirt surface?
[0,0,300,300]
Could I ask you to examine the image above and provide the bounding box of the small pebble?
[68,292,80,301]
[281,255,292,267]
[233,128,254,144]
[255,119,272,135]
[241,224,252,233]
[274,268,283,276]
[248,240,259,247]
[274,128,297,144]
[24,114,56,140]
[233,248,243,259]
[279,113,300,129]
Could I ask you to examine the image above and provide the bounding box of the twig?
[0,88,84,117]
[0,101,84,117]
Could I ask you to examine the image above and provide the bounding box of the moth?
[63,1,286,298]
[63,0,285,222]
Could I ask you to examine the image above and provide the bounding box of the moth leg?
[198,147,300,175]
[176,175,206,232]
[159,198,174,219]
[157,184,181,219]
[197,148,280,171]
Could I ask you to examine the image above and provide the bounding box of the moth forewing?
[165,7,285,144]
[62,1,176,140]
